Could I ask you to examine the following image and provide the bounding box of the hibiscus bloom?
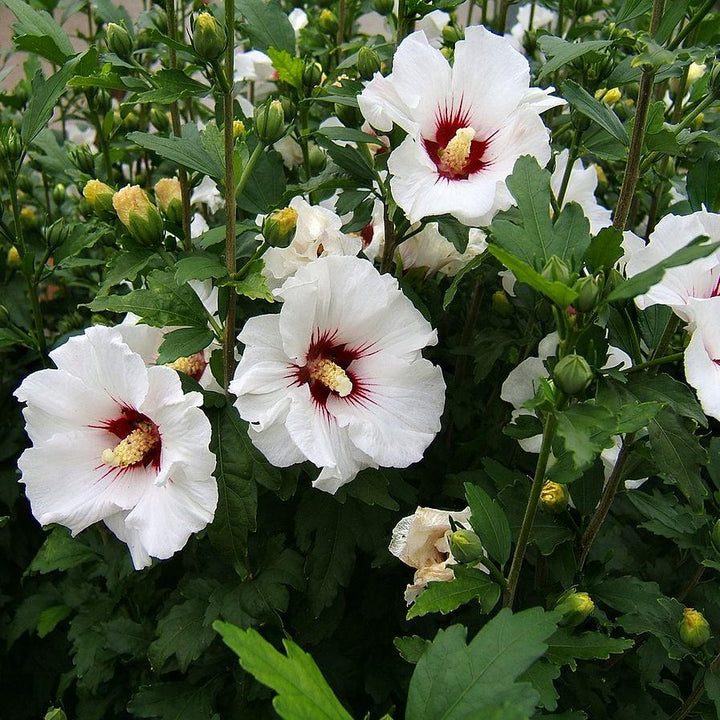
[684,297,720,421]
[14,326,217,569]
[358,26,563,225]
[230,255,445,493]
[389,506,471,604]
[624,210,720,323]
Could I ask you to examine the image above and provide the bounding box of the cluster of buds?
[112,185,164,246]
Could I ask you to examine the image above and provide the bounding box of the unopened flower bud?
[694,113,705,129]
[594,87,621,104]
[595,165,608,186]
[708,63,720,97]
[540,481,569,513]
[112,185,164,246]
[150,107,171,133]
[69,144,95,175]
[154,178,183,225]
[302,59,323,90]
[6,245,21,268]
[448,528,484,564]
[193,11,226,61]
[52,183,66,205]
[541,255,571,284]
[553,354,593,396]
[20,206,39,230]
[263,206,298,247]
[679,608,711,647]
[573,275,601,313]
[255,100,286,144]
[46,219,70,249]
[0,126,22,169]
[149,5,168,33]
[357,47,382,81]
[308,145,327,173]
[573,0,594,14]
[122,110,140,131]
[233,120,246,139]
[88,87,112,114]
[83,179,116,219]
[319,9,338,35]
[106,22,133,60]
[280,96,296,122]
[442,25,462,46]
[372,0,393,13]
[555,591,595,628]
[492,289,513,318]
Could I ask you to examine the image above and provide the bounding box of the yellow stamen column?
[308,359,353,397]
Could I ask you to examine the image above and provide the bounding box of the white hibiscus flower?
[14,326,218,569]
[684,297,720,421]
[288,7,308,33]
[506,3,557,53]
[390,506,471,604]
[262,196,362,289]
[230,255,446,493]
[624,210,720,323]
[358,26,563,226]
[190,175,224,214]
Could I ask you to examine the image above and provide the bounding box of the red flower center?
[423,102,491,180]
[94,407,162,470]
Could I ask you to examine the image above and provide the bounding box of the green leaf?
[127,682,214,719]
[214,622,354,720]
[149,597,216,673]
[627,490,707,544]
[88,269,210,327]
[615,0,652,23]
[607,236,720,302]
[131,69,211,105]
[342,467,400,511]
[36,604,72,638]
[561,80,629,146]
[407,566,501,620]
[519,661,560,711]
[3,0,75,64]
[583,226,624,272]
[537,37,613,81]
[156,327,214,365]
[555,403,616,470]
[488,245,578,308]
[101,617,153,655]
[315,134,377,184]
[128,124,225,181]
[394,636,431,665]
[443,254,484,309]
[238,148,287,214]
[267,48,304,90]
[687,152,720,213]
[464,482,512,565]
[28,527,98,574]
[705,670,720,717]
[406,608,560,720]
[545,629,633,670]
[207,406,259,574]
[316,125,385,147]
[240,0,296,54]
[174,254,227,284]
[225,260,274,301]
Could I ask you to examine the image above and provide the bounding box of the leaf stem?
[625,351,684,373]
[555,128,582,209]
[669,652,720,720]
[503,412,558,608]
[668,0,715,50]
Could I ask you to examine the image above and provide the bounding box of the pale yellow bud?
[112,185,164,246]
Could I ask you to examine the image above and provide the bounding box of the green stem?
[380,200,397,274]
[669,653,720,720]
[336,0,346,59]
[223,0,237,393]
[298,103,312,184]
[626,351,683,373]
[650,315,680,362]
[90,108,113,181]
[555,129,582,209]
[668,0,715,50]
[494,0,510,33]
[503,412,559,608]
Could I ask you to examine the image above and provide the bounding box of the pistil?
[102,422,160,467]
[438,127,475,176]
[166,353,206,381]
[307,358,353,397]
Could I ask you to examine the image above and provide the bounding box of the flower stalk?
[669,652,720,720]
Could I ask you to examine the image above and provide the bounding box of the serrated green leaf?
[240,0,296,54]
[156,327,214,365]
[101,616,153,655]
[394,635,431,665]
[226,260,274,301]
[555,403,616,470]
[537,37,613,81]
[174,255,227,284]
[127,682,214,719]
[215,622,354,720]
[464,482,511,565]
[584,226,624,272]
[561,80,628,146]
[207,406,259,574]
[36,604,72,638]
[406,608,560,720]
[4,0,74,64]
[627,490,707,543]
[545,629,633,670]
[407,566,500,620]
[131,69,211,105]
[519,661,560,711]
[28,527,98,574]
[267,48,304,90]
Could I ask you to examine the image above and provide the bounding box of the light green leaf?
[28,527,98,574]
[545,629,634,670]
[464,482,512,565]
[37,605,72,638]
[3,0,75,63]
[394,635,431,665]
[156,327,214,365]
[267,48,304,90]
[225,259,274,301]
[214,622,354,720]
[131,69,211,105]
[240,0,296,54]
[174,254,227,284]
[561,80,629,146]
[407,566,501,620]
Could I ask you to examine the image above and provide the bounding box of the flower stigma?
[165,352,206,381]
[307,357,353,397]
[437,127,476,176]
[102,421,160,467]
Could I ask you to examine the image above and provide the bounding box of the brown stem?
[676,566,705,603]
[669,653,720,720]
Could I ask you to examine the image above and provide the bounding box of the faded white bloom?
[288,7,308,33]
[191,175,224,214]
[390,506,472,604]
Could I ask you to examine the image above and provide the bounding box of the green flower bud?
[442,25,462,46]
[357,47,382,81]
[0,126,22,170]
[193,11,227,61]
[553,354,593,396]
[83,179,116,220]
[69,144,96,175]
[16,174,32,193]
[679,608,711,647]
[541,255,571,284]
[555,591,595,628]
[280,96,296,122]
[88,87,112,114]
[308,145,327,174]
[254,100,286,144]
[319,9,338,35]
[449,529,484,564]
[106,22,133,60]
[492,289,513,318]
[233,120,246,140]
[150,107,171,133]
[372,0,393,14]
[122,110,140,131]
[20,206,39,231]
[6,246,21,268]
[302,59,323,91]
[154,177,183,224]
[540,481,569,513]
[573,275,602,313]
[149,6,168,33]
[52,183,66,205]
[46,219,70,249]
[521,29,538,56]
[112,185,164,247]
[263,206,298,248]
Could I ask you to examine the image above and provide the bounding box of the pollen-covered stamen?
[307,357,353,397]
[102,421,160,467]
[438,127,475,175]
[166,352,206,381]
